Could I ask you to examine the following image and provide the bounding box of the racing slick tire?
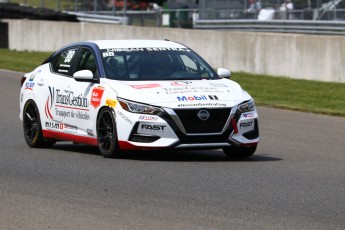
[23,100,55,148]
[222,146,257,159]
[96,107,123,158]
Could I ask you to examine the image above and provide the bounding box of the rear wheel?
[23,100,54,148]
[222,146,257,159]
[96,107,122,158]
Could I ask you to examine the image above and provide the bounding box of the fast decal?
[139,124,166,132]
[91,87,105,109]
[239,121,254,131]
[117,111,132,125]
[130,84,161,89]
[45,87,90,120]
[106,98,117,108]
[139,115,158,121]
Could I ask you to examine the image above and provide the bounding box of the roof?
[89,40,187,49]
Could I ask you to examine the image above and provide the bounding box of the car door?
[36,47,80,134]
[60,47,102,137]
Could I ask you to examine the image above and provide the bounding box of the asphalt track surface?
[1,69,345,230]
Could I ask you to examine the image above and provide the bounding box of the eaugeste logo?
[177,95,208,101]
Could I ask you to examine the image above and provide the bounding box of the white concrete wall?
[5,19,345,83]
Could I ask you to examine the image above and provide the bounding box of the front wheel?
[23,100,54,148]
[96,107,122,158]
[222,146,257,159]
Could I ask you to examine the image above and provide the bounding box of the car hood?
[107,79,252,108]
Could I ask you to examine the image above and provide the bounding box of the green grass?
[0,49,52,72]
[1,48,344,117]
[232,72,345,117]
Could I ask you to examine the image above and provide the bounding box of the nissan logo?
[197,109,210,121]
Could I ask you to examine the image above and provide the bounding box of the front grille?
[175,130,232,144]
[173,108,232,134]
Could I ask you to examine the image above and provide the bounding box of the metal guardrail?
[193,19,345,35]
[64,11,128,24]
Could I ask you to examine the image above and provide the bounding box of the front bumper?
[116,106,259,150]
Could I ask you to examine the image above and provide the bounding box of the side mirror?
[217,68,231,78]
[73,70,94,80]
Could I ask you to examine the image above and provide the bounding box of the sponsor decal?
[139,124,166,132]
[58,69,68,73]
[163,86,223,95]
[177,95,208,101]
[105,48,190,52]
[45,87,90,120]
[209,83,228,87]
[243,112,255,118]
[45,122,78,131]
[91,87,105,109]
[29,75,35,81]
[177,102,226,107]
[63,124,78,130]
[239,121,254,131]
[130,84,161,89]
[171,81,193,86]
[49,87,89,109]
[139,115,158,121]
[106,98,117,108]
[29,70,41,81]
[117,111,132,124]
[45,122,62,130]
[177,95,218,101]
[208,95,219,100]
[25,82,35,90]
[87,129,94,136]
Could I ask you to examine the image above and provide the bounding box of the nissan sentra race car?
[19,40,259,158]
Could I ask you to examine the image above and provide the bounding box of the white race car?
[19,40,259,158]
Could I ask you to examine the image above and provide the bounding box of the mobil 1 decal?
[177,95,219,101]
[45,86,90,120]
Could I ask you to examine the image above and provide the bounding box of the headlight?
[118,98,164,115]
[238,99,255,113]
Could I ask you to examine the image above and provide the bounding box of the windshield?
[101,48,219,81]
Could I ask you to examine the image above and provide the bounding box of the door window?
[51,48,78,76]
[74,48,99,77]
